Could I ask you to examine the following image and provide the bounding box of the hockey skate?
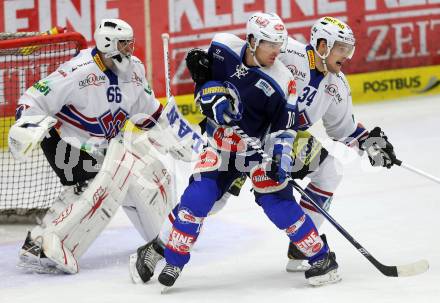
[129,237,164,284]
[286,234,329,272]
[305,251,341,286]
[17,231,61,274]
[158,263,182,293]
[286,241,310,272]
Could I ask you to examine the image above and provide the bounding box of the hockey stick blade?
[375,258,429,277]
[396,259,429,277]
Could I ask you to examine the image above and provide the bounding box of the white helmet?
[94,19,134,73]
[246,12,287,66]
[310,16,355,61]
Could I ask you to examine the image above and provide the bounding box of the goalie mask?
[94,19,134,73]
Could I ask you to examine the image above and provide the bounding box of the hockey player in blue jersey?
[130,12,341,288]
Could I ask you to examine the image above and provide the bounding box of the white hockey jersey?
[17,47,162,152]
[278,38,367,146]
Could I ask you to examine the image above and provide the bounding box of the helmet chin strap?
[248,41,263,68]
[315,49,330,73]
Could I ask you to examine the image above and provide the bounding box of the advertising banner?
[1,0,439,113]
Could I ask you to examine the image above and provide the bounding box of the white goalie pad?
[8,115,57,162]
[141,97,206,162]
[31,134,174,274]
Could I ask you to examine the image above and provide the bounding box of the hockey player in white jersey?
[276,16,398,271]
[8,19,203,274]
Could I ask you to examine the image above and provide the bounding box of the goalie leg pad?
[32,139,143,273]
[122,157,176,243]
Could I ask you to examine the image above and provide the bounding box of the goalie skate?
[129,237,164,284]
[17,231,61,274]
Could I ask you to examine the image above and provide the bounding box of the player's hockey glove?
[361,126,397,169]
[186,48,211,85]
[267,131,296,183]
[195,81,242,125]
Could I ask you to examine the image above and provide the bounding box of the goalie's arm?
[8,115,57,161]
[9,62,75,161]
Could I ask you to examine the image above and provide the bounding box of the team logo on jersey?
[286,65,306,81]
[58,69,67,77]
[250,165,288,193]
[32,80,52,96]
[194,147,221,174]
[130,71,143,86]
[231,64,248,79]
[255,79,275,97]
[212,126,247,152]
[213,48,224,61]
[288,79,297,96]
[286,49,306,58]
[79,73,106,89]
[325,84,343,104]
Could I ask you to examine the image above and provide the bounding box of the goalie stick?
[224,118,429,278]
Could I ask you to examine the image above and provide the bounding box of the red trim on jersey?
[135,104,163,129]
[307,183,333,198]
[68,105,97,122]
[300,199,318,213]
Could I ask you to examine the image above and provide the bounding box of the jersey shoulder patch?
[211,33,245,57]
[260,60,296,100]
[67,48,95,74]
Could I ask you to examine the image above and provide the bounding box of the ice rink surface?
[1,94,439,303]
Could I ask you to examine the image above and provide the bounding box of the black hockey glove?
[361,127,397,169]
[185,48,211,85]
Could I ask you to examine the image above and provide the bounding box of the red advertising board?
[1,0,439,100]
[150,0,440,97]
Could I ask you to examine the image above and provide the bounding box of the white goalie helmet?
[310,16,356,60]
[246,12,288,53]
[94,19,134,73]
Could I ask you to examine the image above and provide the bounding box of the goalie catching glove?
[8,115,57,162]
[360,126,397,168]
[195,80,242,125]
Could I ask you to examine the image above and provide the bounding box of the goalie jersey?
[278,38,368,147]
[16,47,162,152]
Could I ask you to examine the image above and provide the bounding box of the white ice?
[1,94,439,303]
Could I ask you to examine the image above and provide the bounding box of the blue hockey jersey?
[205,33,298,142]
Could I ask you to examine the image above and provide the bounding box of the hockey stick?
[227,122,429,277]
[160,32,179,200]
[394,159,440,184]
